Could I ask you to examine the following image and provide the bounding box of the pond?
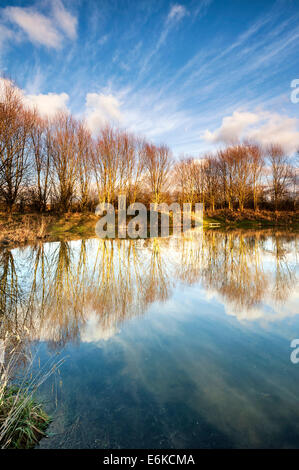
[0,229,299,448]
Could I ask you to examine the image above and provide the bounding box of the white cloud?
[4,6,62,48]
[24,91,70,117]
[203,111,260,144]
[203,110,299,153]
[85,92,122,134]
[80,311,119,343]
[224,288,299,323]
[247,112,299,154]
[52,0,77,40]
[167,4,188,23]
[0,78,69,117]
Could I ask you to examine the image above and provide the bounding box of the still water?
[1,229,299,448]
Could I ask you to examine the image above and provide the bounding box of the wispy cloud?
[98,34,109,46]
[2,1,77,49]
[4,6,62,48]
[193,0,213,18]
[52,0,77,40]
[167,4,188,23]
[0,23,14,48]
[138,3,189,77]
[1,0,298,156]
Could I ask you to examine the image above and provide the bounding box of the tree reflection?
[0,230,297,348]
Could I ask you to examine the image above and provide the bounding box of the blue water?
[1,230,299,448]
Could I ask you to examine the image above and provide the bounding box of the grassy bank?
[0,385,50,449]
[0,212,98,248]
[203,209,299,230]
[0,209,298,249]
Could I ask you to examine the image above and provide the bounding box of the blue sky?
[0,0,299,155]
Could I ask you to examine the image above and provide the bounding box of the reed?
[0,333,64,449]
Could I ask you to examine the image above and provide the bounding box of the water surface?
[1,229,299,448]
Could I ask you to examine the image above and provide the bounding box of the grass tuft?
[0,385,50,449]
[0,333,65,449]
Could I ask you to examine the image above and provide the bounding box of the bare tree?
[192,159,206,207]
[246,143,264,211]
[143,143,172,204]
[29,113,52,211]
[217,147,237,210]
[0,81,33,211]
[203,155,221,211]
[267,144,291,211]
[92,125,120,204]
[231,145,251,211]
[129,137,145,204]
[216,144,253,211]
[77,122,93,210]
[49,112,79,212]
[174,157,197,205]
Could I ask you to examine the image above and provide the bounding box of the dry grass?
[0,215,49,247]
[0,212,98,248]
[0,332,65,448]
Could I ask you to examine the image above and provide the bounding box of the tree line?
[0,79,298,213]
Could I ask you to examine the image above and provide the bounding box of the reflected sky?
[1,230,299,448]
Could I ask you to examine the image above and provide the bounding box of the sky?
[0,0,299,156]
